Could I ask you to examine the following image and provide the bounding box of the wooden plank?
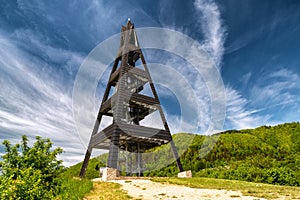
[115,92,159,105]
[109,67,122,85]
[90,122,172,148]
[100,92,158,114]
[90,124,115,147]
[117,123,172,141]
[100,98,112,113]
[109,65,148,86]
[127,67,149,79]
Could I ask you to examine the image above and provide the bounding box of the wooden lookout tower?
[79,19,184,177]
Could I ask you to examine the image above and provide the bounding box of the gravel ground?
[110,179,267,200]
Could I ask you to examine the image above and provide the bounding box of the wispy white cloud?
[250,68,300,106]
[225,87,271,129]
[194,0,226,67]
[246,68,300,123]
[0,31,85,166]
[193,0,275,131]
[225,67,300,129]
[134,1,228,134]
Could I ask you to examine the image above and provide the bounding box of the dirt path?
[109,179,267,200]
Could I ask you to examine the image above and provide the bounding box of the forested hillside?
[70,122,300,186]
[144,122,300,186]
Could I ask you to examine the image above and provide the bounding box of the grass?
[83,181,132,200]
[151,177,300,199]
[56,178,93,200]
[56,165,131,200]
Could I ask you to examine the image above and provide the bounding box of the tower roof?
[122,18,134,31]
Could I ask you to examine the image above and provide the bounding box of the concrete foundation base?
[101,167,119,181]
[177,170,192,178]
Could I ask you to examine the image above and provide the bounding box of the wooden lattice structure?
[79,19,184,177]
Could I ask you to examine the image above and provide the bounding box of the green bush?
[265,167,300,186]
[0,135,63,199]
[194,164,300,186]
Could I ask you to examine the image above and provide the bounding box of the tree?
[0,135,64,199]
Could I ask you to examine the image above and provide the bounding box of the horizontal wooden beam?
[109,65,149,86]
[89,123,172,150]
[100,93,158,114]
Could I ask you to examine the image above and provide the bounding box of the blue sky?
[0,0,299,166]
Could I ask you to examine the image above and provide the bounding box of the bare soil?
[109,179,267,200]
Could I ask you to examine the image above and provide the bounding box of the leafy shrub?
[195,164,300,186]
[0,135,63,199]
[265,167,300,186]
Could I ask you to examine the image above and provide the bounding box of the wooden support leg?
[80,148,92,178]
[129,152,133,176]
[170,140,184,172]
[125,143,131,176]
[107,130,120,169]
[137,143,141,177]
[138,151,143,177]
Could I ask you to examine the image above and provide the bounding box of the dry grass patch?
[151,177,300,199]
[83,181,132,200]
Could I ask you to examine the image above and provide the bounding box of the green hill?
[68,122,300,186]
